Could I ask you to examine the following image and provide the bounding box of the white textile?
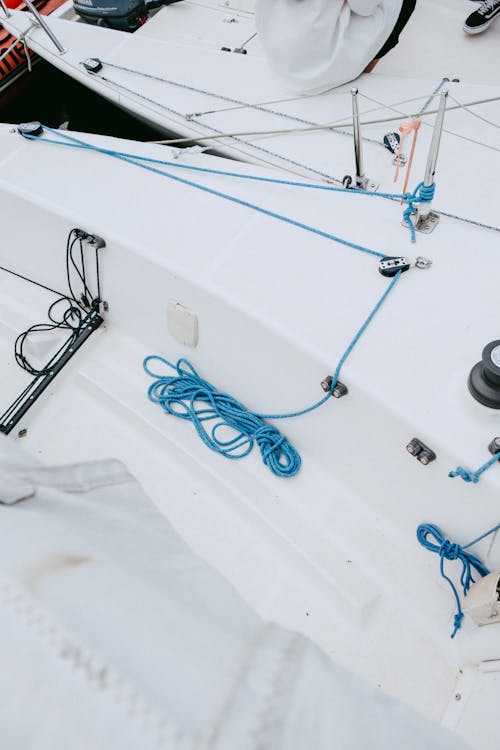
[0,439,470,749]
[255,0,403,92]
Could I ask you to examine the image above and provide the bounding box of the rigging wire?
[150,95,500,146]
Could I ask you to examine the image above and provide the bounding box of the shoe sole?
[463,16,496,33]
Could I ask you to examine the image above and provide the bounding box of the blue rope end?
[451,612,464,639]
[449,466,479,483]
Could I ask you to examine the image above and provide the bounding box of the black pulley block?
[468,340,500,408]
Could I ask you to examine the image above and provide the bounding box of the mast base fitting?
[356,176,379,192]
[321,376,348,399]
[17,122,44,137]
[342,175,378,192]
[402,210,440,235]
[406,438,436,465]
[469,340,500,409]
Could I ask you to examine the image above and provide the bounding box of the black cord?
[13,228,103,377]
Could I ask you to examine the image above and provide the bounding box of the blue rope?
[23,126,434,250]
[144,271,402,476]
[144,356,301,478]
[402,182,436,242]
[417,522,500,637]
[23,127,384,259]
[449,452,500,484]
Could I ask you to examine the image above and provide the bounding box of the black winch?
[73,0,183,32]
[469,340,500,409]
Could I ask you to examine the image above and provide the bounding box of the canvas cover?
[0,439,469,749]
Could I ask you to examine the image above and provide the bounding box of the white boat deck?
[1,125,500,748]
[2,2,499,229]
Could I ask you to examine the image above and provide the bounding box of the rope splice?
[417,522,500,637]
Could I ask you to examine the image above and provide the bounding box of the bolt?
[17,428,27,438]
[454,693,461,701]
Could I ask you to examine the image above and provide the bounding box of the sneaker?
[464,0,500,33]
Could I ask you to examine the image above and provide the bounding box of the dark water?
[0,58,164,140]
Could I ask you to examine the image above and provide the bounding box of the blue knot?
[403,182,436,243]
[439,540,461,561]
[449,466,479,483]
[416,523,493,638]
[451,612,464,639]
[449,452,500,484]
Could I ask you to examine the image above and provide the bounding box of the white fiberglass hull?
[0,124,500,748]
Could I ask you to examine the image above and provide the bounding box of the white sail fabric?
[255,0,403,92]
[0,439,469,750]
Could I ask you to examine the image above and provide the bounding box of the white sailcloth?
[255,0,403,92]
[0,439,470,749]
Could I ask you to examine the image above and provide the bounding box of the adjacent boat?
[0,0,66,102]
[1,121,500,749]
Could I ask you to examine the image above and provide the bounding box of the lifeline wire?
[143,271,402,478]
[417,522,500,637]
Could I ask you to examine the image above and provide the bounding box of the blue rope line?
[24,127,385,260]
[256,270,402,419]
[417,522,500,637]
[23,126,434,251]
[28,133,407,198]
[449,452,500,484]
[144,271,402,476]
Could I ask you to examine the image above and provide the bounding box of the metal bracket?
[392,154,407,167]
[0,310,103,435]
[357,177,379,192]
[402,210,440,235]
[414,210,440,234]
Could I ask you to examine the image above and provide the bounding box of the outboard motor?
[73,0,183,32]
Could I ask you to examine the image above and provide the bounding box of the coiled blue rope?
[144,356,302,477]
[144,272,401,477]
[449,452,500,483]
[417,522,500,637]
[402,182,436,242]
